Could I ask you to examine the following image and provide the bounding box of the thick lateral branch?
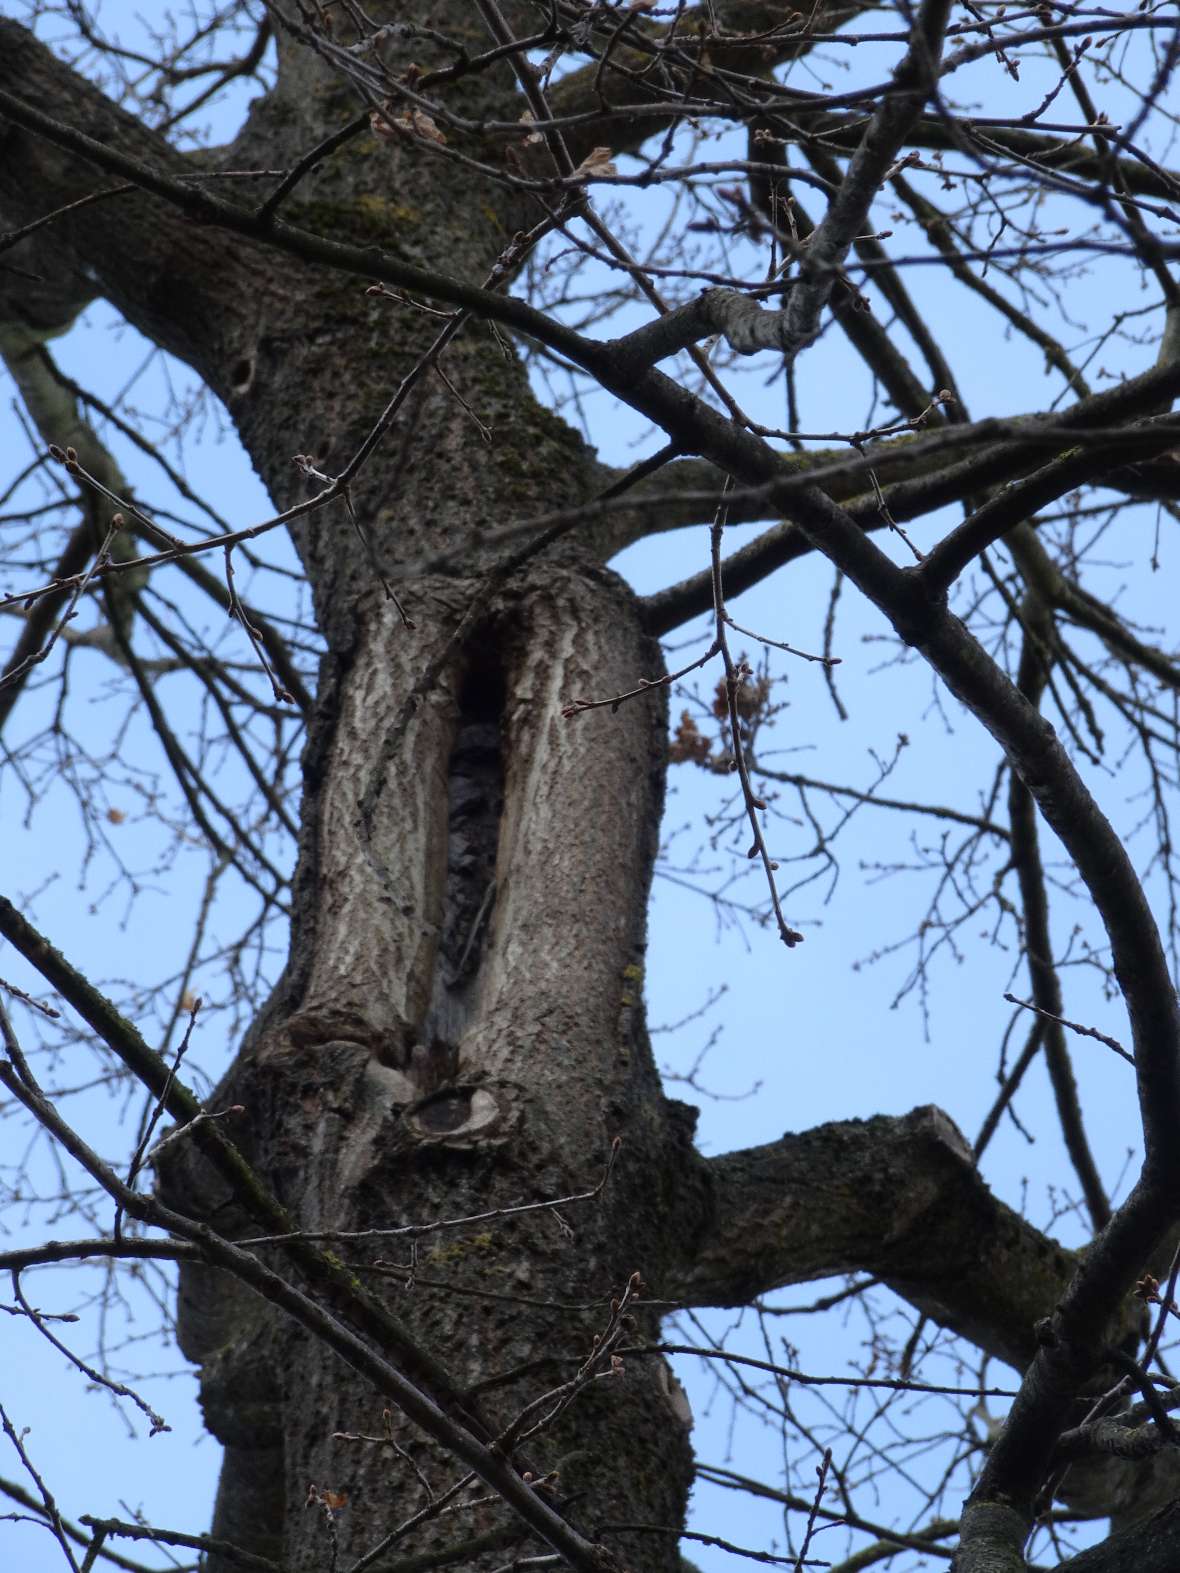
[608,283,952,372]
[640,364,1180,632]
[676,1106,1075,1372]
[570,340,1180,1184]
[0,28,599,385]
[0,27,264,378]
[918,414,1180,594]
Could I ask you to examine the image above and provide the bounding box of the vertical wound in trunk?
[423,654,504,1053]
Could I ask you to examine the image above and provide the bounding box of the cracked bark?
[677,1107,1078,1374]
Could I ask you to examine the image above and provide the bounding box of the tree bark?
[163,564,706,1571]
[0,11,702,1569]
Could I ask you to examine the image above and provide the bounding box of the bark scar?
[418,650,505,1062]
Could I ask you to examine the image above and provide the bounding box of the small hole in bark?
[414,1089,473,1132]
[229,357,254,395]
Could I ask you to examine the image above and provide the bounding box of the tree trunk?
[165,564,702,1571]
[0,8,709,1566]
